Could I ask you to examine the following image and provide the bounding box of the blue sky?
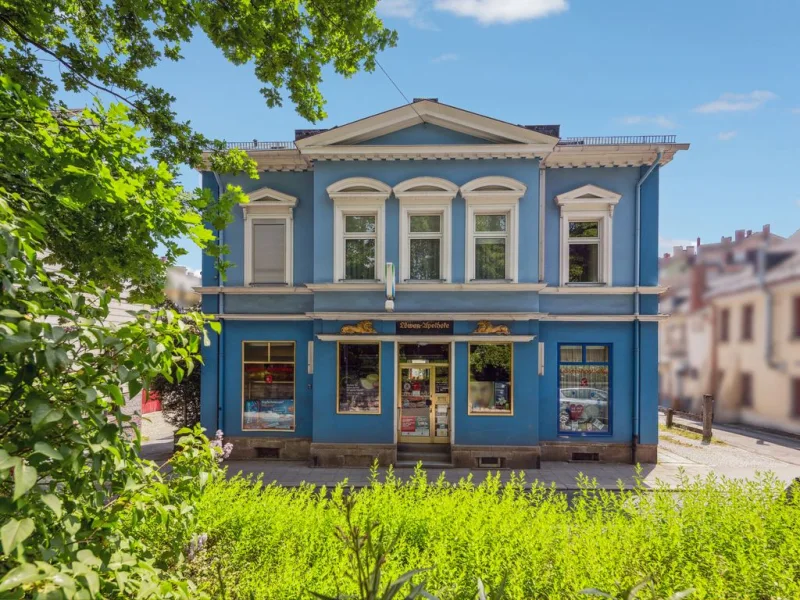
[134,0,799,269]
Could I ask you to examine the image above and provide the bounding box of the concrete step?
[397,443,450,454]
[395,460,453,469]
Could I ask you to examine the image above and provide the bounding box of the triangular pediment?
[295,100,559,149]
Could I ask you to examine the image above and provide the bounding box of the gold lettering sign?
[395,321,453,335]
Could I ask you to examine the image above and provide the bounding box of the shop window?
[338,343,381,414]
[242,187,296,286]
[468,343,513,414]
[719,308,730,342]
[741,304,754,341]
[242,342,295,431]
[741,372,753,408]
[558,343,611,434]
[554,184,620,287]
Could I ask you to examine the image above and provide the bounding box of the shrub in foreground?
[183,467,800,600]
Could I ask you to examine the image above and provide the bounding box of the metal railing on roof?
[221,141,295,151]
[558,135,677,146]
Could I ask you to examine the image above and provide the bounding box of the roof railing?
[219,141,295,151]
[558,135,677,146]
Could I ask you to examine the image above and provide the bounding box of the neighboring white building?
[165,264,201,310]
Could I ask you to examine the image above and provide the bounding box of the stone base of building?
[310,443,396,467]
[540,441,656,464]
[451,445,541,469]
[225,436,311,461]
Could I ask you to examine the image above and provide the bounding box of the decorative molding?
[460,176,528,200]
[540,314,670,322]
[543,143,689,169]
[305,283,384,292]
[294,100,559,148]
[393,176,459,200]
[308,312,543,321]
[339,320,378,334]
[326,177,392,202]
[473,321,510,335]
[302,145,551,161]
[539,286,667,295]
[196,286,312,295]
[554,184,621,215]
[397,183,454,283]
[395,282,546,292]
[213,314,311,320]
[317,334,535,343]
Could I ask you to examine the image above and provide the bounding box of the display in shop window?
[468,343,513,414]
[338,343,381,413]
[558,349,610,433]
[242,341,296,431]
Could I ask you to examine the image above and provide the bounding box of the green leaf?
[31,404,63,432]
[0,562,41,592]
[1,518,35,554]
[0,332,34,354]
[33,442,63,461]
[0,309,23,318]
[109,386,124,405]
[13,463,37,501]
[0,450,21,471]
[41,494,62,518]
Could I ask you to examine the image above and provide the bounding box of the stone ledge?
[224,436,311,461]
[310,443,396,468]
[540,441,657,464]
[451,445,540,469]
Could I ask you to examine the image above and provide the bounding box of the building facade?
[199,100,688,467]
[659,228,800,433]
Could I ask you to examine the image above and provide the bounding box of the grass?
[659,424,726,445]
[175,466,800,600]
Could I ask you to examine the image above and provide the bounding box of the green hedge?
[183,467,800,599]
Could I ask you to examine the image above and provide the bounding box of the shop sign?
[395,320,453,335]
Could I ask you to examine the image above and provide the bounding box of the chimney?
[689,263,706,312]
[762,224,770,236]
[735,229,745,242]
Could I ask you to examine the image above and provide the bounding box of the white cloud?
[377,0,439,29]
[693,90,777,114]
[659,236,697,254]
[717,130,737,141]
[433,0,568,25]
[431,52,458,63]
[792,107,800,114]
[617,115,676,129]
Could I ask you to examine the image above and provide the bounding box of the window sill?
[305,282,384,292]
[396,282,545,292]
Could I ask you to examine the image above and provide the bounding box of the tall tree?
[0,0,396,300]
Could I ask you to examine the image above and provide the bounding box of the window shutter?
[252,220,286,284]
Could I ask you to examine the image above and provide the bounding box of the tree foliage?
[0,0,396,300]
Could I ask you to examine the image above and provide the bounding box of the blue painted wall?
[538,322,634,443]
[639,166,660,287]
[359,123,496,146]
[639,322,660,445]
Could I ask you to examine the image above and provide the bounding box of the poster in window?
[243,360,295,431]
[338,344,381,413]
[558,361,610,433]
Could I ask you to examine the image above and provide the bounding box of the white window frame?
[394,177,457,283]
[461,176,526,283]
[554,184,621,287]
[328,177,391,283]
[242,186,297,286]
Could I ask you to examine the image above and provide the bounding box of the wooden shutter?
[252,220,286,284]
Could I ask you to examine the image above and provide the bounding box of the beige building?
[659,226,800,434]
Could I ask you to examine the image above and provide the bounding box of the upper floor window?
[741,304,754,341]
[394,177,457,283]
[554,185,621,286]
[327,177,391,282]
[242,186,297,286]
[719,308,730,342]
[461,176,526,283]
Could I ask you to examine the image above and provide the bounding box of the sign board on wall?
[395,321,453,335]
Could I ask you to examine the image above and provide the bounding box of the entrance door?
[398,364,450,444]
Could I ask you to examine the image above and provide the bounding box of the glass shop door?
[398,365,450,444]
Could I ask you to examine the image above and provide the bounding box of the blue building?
[199,99,688,467]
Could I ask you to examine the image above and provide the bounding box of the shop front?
[397,342,451,445]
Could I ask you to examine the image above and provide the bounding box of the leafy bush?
[183,467,800,600]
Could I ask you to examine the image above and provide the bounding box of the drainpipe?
[633,151,662,460]
[758,247,779,369]
[538,161,546,282]
[213,172,226,432]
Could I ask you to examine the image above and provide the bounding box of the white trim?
[555,185,621,287]
[317,334,536,343]
[305,283,384,292]
[328,178,390,283]
[539,286,667,295]
[540,314,670,322]
[396,282,546,292]
[195,286,313,295]
[396,180,456,283]
[462,177,526,283]
[308,312,543,321]
[213,314,311,320]
[302,144,551,161]
[242,189,297,287]
[543,143,689,169]
[295,100,559,148]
